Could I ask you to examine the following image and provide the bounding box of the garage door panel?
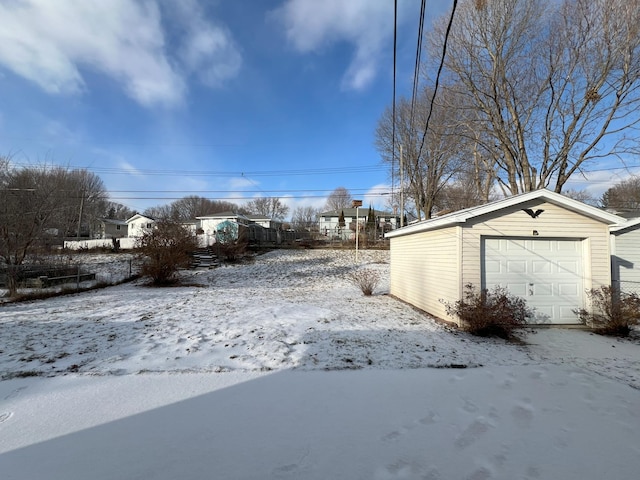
[558,283,579,296]
[557,241,580,252]
[506,260,527,273]
[533,284,553,296]
[532,261,552,274]
[506,240,527,252]
[505,283,527,296]
[483,238,583,324]
[484,260,502,274]
[558,260,579,273]
[531,240,552,252]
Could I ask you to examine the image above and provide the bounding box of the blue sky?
[0,0,454,215]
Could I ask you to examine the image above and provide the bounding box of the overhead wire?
[391,0,398,205]
[416,0,458,162]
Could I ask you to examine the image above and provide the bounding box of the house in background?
[98,218,128,239]
[126,214,156,238]
[246,214,283,230]
[610,217,640,295]
[386,189,625,326]
[318,208,400,241]
[196,212,252,245]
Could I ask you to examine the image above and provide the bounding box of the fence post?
[76,264,81,290]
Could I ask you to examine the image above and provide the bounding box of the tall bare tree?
[245,197,289,221]
[324,187,353,212]
[431,0,640,195]
[375,88,469,220]
[0,161,69,295]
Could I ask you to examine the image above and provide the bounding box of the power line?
[409,0,427,133]
[391,0,398,203]
[416,0,458,162]
[11,163,386,177]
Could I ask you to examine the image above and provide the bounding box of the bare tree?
[375,89,468,220]
[291,206,319,232]
[601,176,640,211]
[431,0,640,195]
[105,202,135,220]
[245,197,289,221]
[0,161,69,295]
[145,197,245,221]
[55,169,108,238]
[561,189,598,206]
[325,187,353,212]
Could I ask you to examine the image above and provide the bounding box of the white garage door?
[483,238,583,324]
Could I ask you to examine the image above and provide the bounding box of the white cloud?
[272,0,394,91]
[119,161,144,178]
[167,0,242,88]
[0,0,242,107]
[227,177,257,189]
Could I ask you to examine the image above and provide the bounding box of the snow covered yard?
[1,249,640,479]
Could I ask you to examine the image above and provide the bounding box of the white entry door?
[482,238,584,324]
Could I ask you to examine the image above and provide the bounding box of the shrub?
[573,285,640,336]
[443,283,532,338]
[346,268,381,296]
[137,220,199,285]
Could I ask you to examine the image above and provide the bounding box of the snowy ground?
[1,249,640,479]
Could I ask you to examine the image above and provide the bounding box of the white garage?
[387,190,625,326]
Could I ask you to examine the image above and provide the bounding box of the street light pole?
[352,200,362,262]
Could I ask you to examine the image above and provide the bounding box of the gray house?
[98,218,128,239]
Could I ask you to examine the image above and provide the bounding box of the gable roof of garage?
[386,189,626,239]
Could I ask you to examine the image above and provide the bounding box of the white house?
[196,212,252,245]
[126,214,156,238]
[318,208,400,240]
[246,214,283,230]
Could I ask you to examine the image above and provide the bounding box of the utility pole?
[400,145,404,228]
[352,200,362,262]
[76,193,85,240]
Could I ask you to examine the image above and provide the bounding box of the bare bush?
[443,283,532,338]
[346,268,381,296]
[137,220,198,285]
[574,286,640,336]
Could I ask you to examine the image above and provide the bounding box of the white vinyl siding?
[390,227,459,321]
[612,226,640,295]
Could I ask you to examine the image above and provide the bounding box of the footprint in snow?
[454,418,492,449]
[0,411,13,423]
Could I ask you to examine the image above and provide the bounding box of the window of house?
[116,225,121,230]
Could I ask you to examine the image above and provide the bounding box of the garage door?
[482,238,583,324]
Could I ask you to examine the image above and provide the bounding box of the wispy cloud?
[166,0,242,88]
[272,0,394,91]
[0,0,242,107]
[118,161,144,178]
